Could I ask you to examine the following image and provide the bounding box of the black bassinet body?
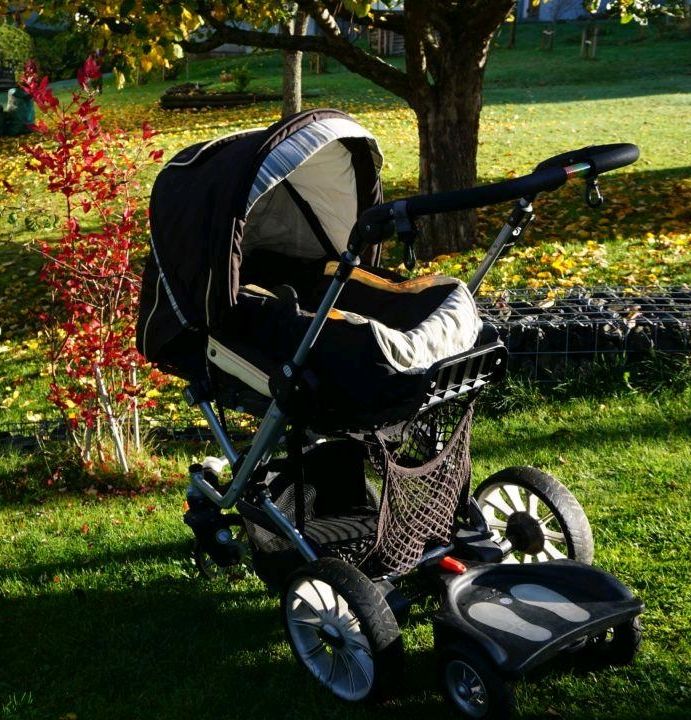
[137,109,481,430]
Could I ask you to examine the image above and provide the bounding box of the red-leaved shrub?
[20,59,165,471]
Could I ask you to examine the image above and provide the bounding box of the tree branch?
[187,3,411,100]
[319,1,407,33]
[298,0,411,99]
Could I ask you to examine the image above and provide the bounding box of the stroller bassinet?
[137,109,482,429]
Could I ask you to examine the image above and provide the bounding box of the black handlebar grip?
[535,143,639,176]
[586,143,639,175]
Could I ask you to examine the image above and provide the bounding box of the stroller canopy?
[137,109,384,378]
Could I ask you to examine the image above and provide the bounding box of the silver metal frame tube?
[190,254,358,511]
[262,496,318,561]
[198,400,240,464]
[467,199,533,296]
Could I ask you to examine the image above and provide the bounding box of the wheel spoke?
[290,615,322,629]
[346,630,373,656]
[309,580,334,614]
[343,647,373,690]
[504,484,526,512]
[340,651,356,696]
[528,492,539,518]
[488,520,507,530]
[482,489,514,517]
[543,539,567,559]
[293,590,322,618]
[542,528,566,543]
[303,640,326,660]
[325,652,339,686]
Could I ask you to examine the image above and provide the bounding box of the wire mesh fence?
[476,285,691,380]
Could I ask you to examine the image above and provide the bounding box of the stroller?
[137,109,643,718]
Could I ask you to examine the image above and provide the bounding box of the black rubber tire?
[440,647,514,720]
[281,557,403,702]
[473,466,594,564]
[192,540,230,581]
[588,615,642,666]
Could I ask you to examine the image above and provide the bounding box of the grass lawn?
[1,18,690,720]
[1,387,690,720]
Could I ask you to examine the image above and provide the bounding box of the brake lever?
[585,177,604,208]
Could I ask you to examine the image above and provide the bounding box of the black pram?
[136,110,644,718]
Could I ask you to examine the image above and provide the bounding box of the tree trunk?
[282,48,303,116]
[412,40,489,258]
[282,10,309,118]
[508,3,518,48]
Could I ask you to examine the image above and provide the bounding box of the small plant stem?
[94,364,129,473]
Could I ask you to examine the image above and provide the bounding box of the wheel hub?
[505,511,545,554]
[446,660,488,718]
[318,623,345,649]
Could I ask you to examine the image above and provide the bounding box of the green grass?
[1,386,690,720]
[0,17,690,720]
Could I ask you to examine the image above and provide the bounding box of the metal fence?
[476,285,691,379]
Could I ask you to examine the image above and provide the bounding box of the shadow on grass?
[0,574,453,720]
[1,570,688,720]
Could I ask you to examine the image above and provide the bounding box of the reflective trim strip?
[165,127,264,168]
[141,272,161,359]
[247,118,383,215]
[205,269,213,327]
[207,337,271,397]
[324,261,459,294]
[149,238,191,328]
[242,284,277,298]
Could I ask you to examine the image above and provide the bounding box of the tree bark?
[282,9,310,117]
[410,25,492,257]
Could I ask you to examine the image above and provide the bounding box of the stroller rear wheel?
[281,557,403,702]
[473,466,594,564]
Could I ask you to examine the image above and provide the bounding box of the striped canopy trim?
[246,117,383,216]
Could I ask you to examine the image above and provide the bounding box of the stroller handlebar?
[534,143,639,177]
[350,143,639,250]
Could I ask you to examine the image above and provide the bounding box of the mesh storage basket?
[366,397,475,575]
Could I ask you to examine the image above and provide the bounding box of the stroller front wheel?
[473,466,594,564]
[281,557,403,702]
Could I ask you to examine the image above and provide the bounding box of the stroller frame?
[180,142,645,717]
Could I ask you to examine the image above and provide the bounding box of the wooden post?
[542,29,554,51]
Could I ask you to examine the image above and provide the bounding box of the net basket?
[366,397,475,575]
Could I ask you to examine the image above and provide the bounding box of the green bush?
[0,24,33,71]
